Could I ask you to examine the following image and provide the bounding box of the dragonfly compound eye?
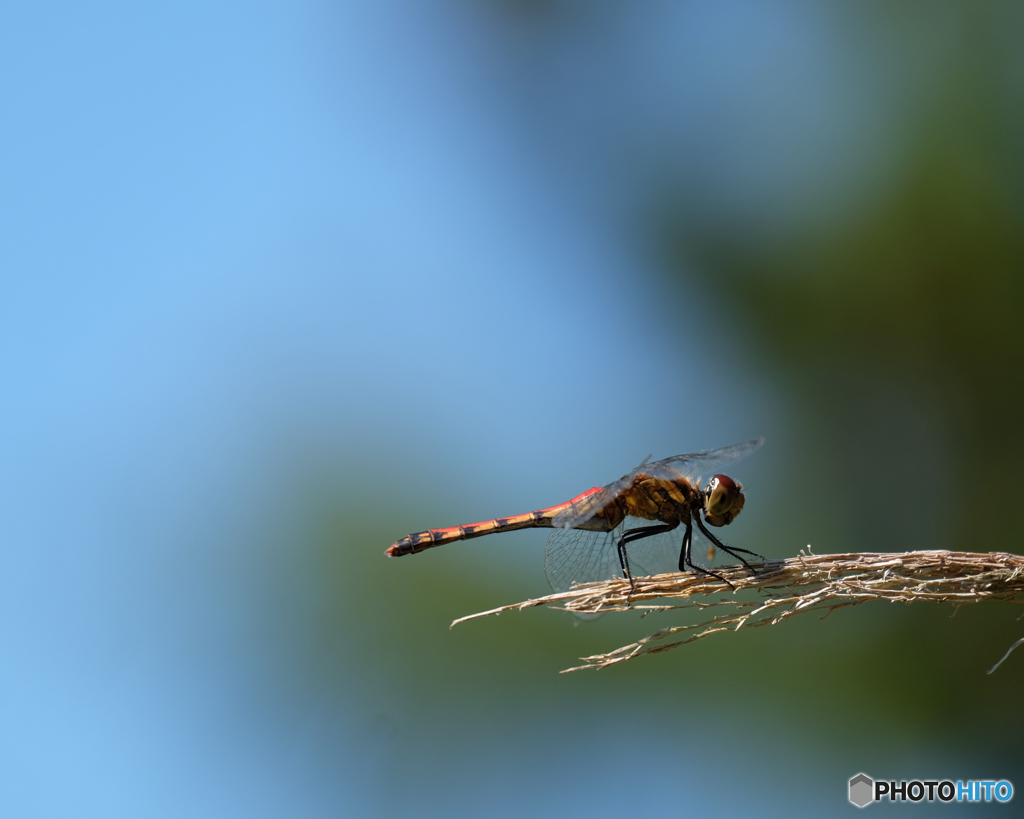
[703,473,745,526]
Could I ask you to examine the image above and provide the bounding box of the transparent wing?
[544,528,621,594]
[545,515,761,595]
[645,437,764,484]
[551,438,764,531]
[549,475,633,531]
[544,518,685,593]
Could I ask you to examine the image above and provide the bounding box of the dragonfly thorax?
[617,473,701,527]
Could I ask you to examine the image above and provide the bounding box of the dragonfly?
[387,438,764,594]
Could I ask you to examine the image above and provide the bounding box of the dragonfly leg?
[617,523,676,601]
[678,519,693,573]
[694,515,760,576]
[676,514,739,589]
[616,537,633,594]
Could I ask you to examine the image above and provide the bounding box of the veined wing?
[544,516,753,595]
[644,437,764,484]
[547,476,628,532]
[544,528,617,594]
[547,454,654,532]
[544,519,682,594]
[551,438,763,531]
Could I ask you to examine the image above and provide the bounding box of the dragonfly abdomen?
[387,514,542,556]
[386,487,605,557]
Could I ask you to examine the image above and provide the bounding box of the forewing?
[550,439,763,531]
[645,438,764,485]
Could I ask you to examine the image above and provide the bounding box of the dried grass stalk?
[451,549,1024,672]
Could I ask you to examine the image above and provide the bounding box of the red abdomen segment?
[386,487,603,557]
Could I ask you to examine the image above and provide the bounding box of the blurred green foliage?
[646,1,1024,770]
[666,4,1024,554]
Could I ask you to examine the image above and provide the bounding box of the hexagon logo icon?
[849,773,874,808]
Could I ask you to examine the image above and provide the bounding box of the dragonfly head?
[703,474,745,527]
